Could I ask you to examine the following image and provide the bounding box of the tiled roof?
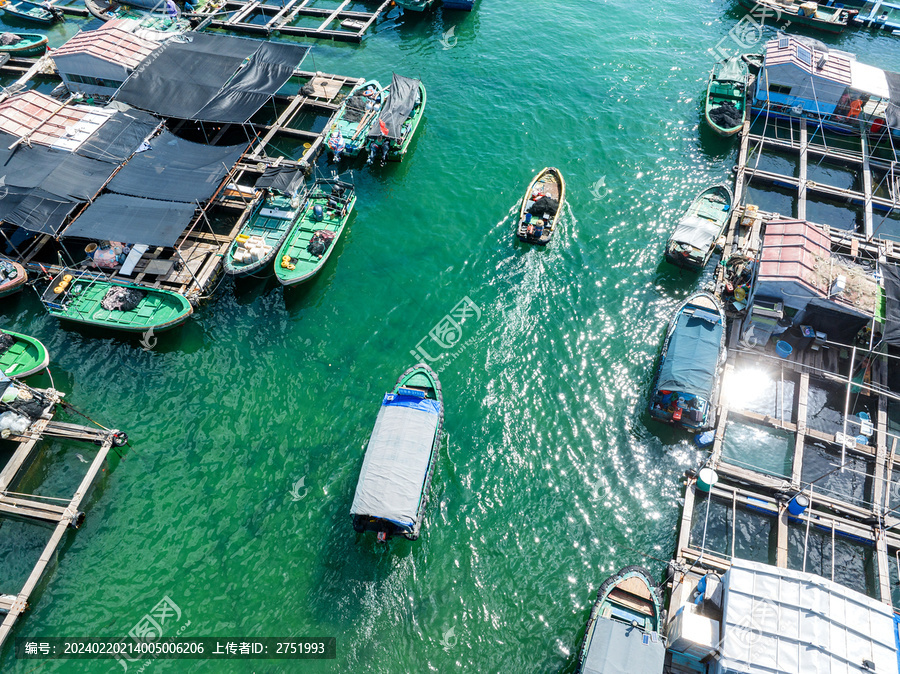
[51,21,156,69]
[764,36,852,86]
[0,91,113,150]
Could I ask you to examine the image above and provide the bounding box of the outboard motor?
[312,204,324,222]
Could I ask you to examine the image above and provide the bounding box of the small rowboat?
[326,79,384,161]
[704,56,748,137]
[366,74,425,165]
[224,191,303,278]
[351,363,444,541]
[0,330,49,378]
[40,269,192,333]
[665,183,733,270]
[1,0,61,25]
[0,32,48,56]
[516,167,566,246]
[274,179,356,287]
[0,259,27,298]
[576,566,665,674]
[649,292,726,432]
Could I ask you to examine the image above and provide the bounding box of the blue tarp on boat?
[582,620,665,674]
[656,307,723,398]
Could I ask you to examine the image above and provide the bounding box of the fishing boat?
[223,178,308,278]
[737,0,854,32]
[704,56,748,137]
[326,79,384,162]
[740,52,764,74]
[0,259,26,298]
[0,330,49,378]
[351,363,444,541]
[664,183,734,271]
[443,0,476,8]
[1,0,62,24]
[516,167,566,246]
[366,74,426,165]
[394,0,437,10]
[575,566,665,674]
[40,269,193,333]
[649,292,726,432]
[0,31,47,56]
[274,179,356,287]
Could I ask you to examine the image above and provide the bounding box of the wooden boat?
[665,183,734,270]
[1,0,61,24]
[576,566,665,674]
[351,363,444,541]
[40,269,192,333]
[0,259,26,298]
[649,292,726,432]
[443,0,476,8]
[224,191,305,278]
[394,0,437,10]
[326,79,384,161]
[274,179,356,287]
[737,0,854,32]
[516,167,566,246]
[741,52,764,74]
[0,330,49,378]
[366,74,426,165]
[704,56,748,137]
[0,32,47,56]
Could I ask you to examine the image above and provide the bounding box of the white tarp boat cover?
[714,558,897,674]
[350,393,440,529]
[582,620,665,674]
[670,215,722,251]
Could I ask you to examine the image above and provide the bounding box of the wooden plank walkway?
[0,389,122,651]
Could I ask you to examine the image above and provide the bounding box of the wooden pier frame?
[192,0,393,43]
[0,390,122,650]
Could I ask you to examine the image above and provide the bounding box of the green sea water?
[0,1,897,672]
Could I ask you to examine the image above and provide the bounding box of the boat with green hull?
[351,363,444,541]
[665,183,733,270]
[0,32,47,56]
[366,74,425,165]
[274,179,356,287]
[1,0,61,25]
[224,192,305,278]
[0,330,49,378]
[326,79,384,161]
[575,566,665,674]
[737,0,854,32]
[704,56,748,137]
[40,270,193,333]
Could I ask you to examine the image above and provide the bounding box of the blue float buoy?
[787,493,809,516]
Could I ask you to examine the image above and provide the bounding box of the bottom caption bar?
[16,638,336,660]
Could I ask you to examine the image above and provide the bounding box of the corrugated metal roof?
[764,36,852,86]
[0,91,113,150]
[51,21,156,69]
[758,219,831,295]
[715,558,896,674]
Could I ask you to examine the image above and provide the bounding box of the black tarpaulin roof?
[114,34,309,123]
[107,132,244,203]
[369,73,421,141]
[62,194,196,247]
[75,108,159,163]
[254,165,305,194]
[0,132,120,234]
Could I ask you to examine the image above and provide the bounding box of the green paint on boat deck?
[327,79,384,159]
[224,193,300,277]
[274,181,356,286]
[0,330,49,378]
[43,273,193,333]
